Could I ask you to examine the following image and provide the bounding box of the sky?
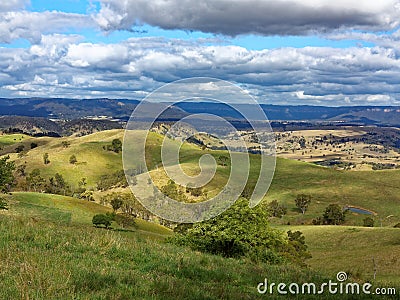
[1,0,400,106]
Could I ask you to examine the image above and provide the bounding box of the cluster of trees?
[103,139,122,153]
[312,204,347,225]
[266,194,350,226]
[96,170,128,191]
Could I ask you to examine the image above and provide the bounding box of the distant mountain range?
[0,98,399,127]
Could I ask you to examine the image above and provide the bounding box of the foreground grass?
[0,214,322,300]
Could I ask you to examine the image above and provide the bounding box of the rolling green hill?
[4,129,400,225]
[1,129,400,296]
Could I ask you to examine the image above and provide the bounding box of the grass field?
[0,133,30,146]
[279,225,400,284]
[6,192,171,236]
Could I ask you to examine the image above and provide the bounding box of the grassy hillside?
[283,225,400,284]
[5,129,400,225]
[8,130,124,187]
[6,192,171,236]
[0,192,345,300]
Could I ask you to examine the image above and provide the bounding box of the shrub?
[170,198,311,265]
[363,217,375,227]
[267,200,287,218]
[69,155,77,164]
[92,214,113,229]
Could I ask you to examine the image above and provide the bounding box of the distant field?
[280,225,400,284]
[0,133,30,146]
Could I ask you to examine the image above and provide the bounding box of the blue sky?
[0,0,400,105]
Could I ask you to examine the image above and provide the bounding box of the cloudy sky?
[1,0,400,106]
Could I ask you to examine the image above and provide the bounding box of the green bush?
[170,199,311,265]
[92,214,113,229]
[363,217,375,227]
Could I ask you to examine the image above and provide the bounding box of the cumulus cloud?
[0,0,29,12]
[0,11,93,44]
[93,0,400,36]
[0,36,399,105]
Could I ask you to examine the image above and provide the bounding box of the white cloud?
[94,0,400,36]
[0,11,93,44]
[0,0,29,12]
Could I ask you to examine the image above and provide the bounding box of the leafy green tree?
[30,142,38,149]
[47,173,69,195]
[27,169,45,192]
[110,196,123,213]
[267,200,287,218]
[171,198,310,265]
[108,139,122,153]
[295,194,312,214]
[0,156,15,193]
[363,216,375,227]
[92,214,112,228]
[69,154,77,164]
[43,153,50,165]
[323,204,346,225]
[284,230,312,266]
[161,180,187,202]
[115,214,136,229]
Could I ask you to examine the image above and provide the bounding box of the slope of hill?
[5,129,400,226]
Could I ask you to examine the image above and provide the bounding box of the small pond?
[344,206,376,215]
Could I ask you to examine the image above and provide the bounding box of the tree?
[110,196,123,213]
[43,153,50,165]
[322,204,346,225]
[15,145,25,153]
[363,216,375,227]
[47,173,69,195]
[92,214,113,229]
[61,141,70,148]
[218,155,229,166]
[27,169,45,192]
[80,190,94,201]
[16,164,26,177]
[161,180,187,202]
[109,139,122,153]
[30,142,38,149]
[115,214,136,229]
[295,194,312,214]
[69,154,77,164]
[171,198,311,265]
[267,200,287,218]
[0,156,15,193]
